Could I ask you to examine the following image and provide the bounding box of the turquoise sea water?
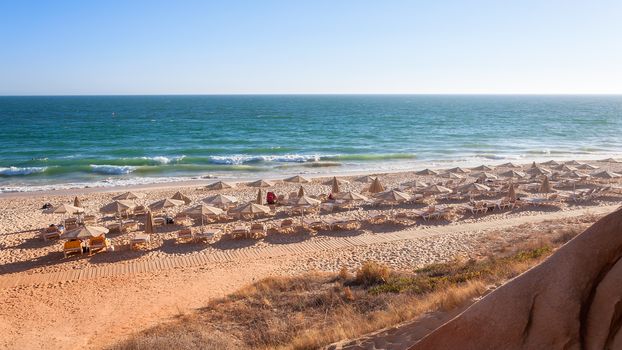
[1,95,621,192]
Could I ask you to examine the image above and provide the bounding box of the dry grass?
[111,219,591,350]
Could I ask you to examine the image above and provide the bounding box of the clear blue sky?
[1,0,621,95]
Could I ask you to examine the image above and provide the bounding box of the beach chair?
[230,225,250,240]
[174,213,192,226]
[422,206,437,220]
[195,227,219,242]
[279,219,296,234]
[41,225,62,241]
[320,203,334,213]
[153,217,166,226]
[63,239,84,258]
[83,214,97,225]
[176,228,193,243]
[130,234,150,250]
[250,223,267,238]
[88,235,112,254]
[64,218,79,231]
[368,214,388,224]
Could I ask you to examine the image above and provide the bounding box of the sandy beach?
[1,158,621,349]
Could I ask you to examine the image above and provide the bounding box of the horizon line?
[2,92,622,97]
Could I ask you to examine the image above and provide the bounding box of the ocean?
[1,95,621,192]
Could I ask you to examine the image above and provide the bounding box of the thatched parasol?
[171,191,192,205]
[368,177,385,194]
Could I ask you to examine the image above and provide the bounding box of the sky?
[0,0,621,95]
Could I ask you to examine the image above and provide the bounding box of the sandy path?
[0,205,617,350]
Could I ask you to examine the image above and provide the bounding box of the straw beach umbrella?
[472,165,495,171]
[144,211,154,234]
[100,200,136,215]
[539,176,553,196]
[476,172,498,181]
[499,162,521,168]
[554,164,576,172]
[507,183,517,200]
[416,169,439,176]
[284,175,310,184]
[337,191,369,202]
[563,171,590,179]
[294,195,321,224]
[204,194,238,208]
[45,203,85,226]
[355,175,374,183]
[46,203,84,215]
[149,198,184,211]
[592,170,622,181]
[528,167,552,177]
[447,167,471,174]
[171,191,192,205]
[326,176,341,194]
[295,195,321,206]
[112,191,145,200]
[459,183,491,194]
[500,170,527,179]
[184,204,224,217]
[426,185,453,195]
[368,177,385,194]
[377,190,412,203]
[578,163,598,170]
[206,181,235,190]
[459,183,490,200]
[542,160,560,166]
[184,204,224,229]
[443,172,464,179]
[566,160,583,166]
[64,225,108,240]
[402,180,428,190]
[232,202,271,219]
[256,189,265,205]
[248,179,274,188]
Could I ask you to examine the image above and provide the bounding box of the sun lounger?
[421,206,439,220]
[332,219,360,230]
[130,234,151,250]
[88,235,112,254]
[41,226,62,241]
[64,239,84,258]
[174,213,192,226]
[249,223,267,238]
[368,214,389,224]
[231,225,250,239]
[303,218,325,231]
[176,228,193,242]
[195,228,220,242]
[83,215,97,225]
[279,219,296,234]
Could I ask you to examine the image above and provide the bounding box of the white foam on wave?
[139,155,186,164]
[0,166,47,176]
[208,154,320,165]
[0,175,200,193]
[89,164,136,174]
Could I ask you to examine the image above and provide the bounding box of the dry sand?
[1,159,621,349]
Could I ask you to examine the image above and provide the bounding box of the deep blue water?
[1,95,621,191]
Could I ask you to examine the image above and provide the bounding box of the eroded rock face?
[411,208,622,350]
